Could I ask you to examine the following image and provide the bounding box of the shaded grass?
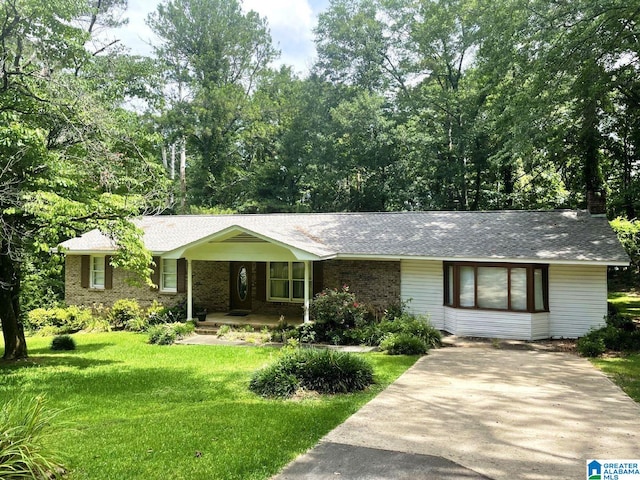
[0,333,417,479]
[608,291,640,318]
[591,355,640,403]
[594,292,640,403]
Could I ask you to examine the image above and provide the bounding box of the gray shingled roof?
[58,210,629,265]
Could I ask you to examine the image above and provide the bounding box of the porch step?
[195,326,220,336]
[194,321,270,335]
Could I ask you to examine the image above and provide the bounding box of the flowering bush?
[308,286,369,344]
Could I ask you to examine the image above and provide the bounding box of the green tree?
[148,0,277,210]
[0,0,164,360]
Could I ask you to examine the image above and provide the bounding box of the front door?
[230,262,252,311]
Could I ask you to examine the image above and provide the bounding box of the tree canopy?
[0,0,167,359]
[2,0,640,358]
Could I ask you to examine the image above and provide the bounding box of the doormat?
[226,311,249,317]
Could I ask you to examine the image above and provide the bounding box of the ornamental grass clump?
[249,347,374,398]
[0,396,67,479]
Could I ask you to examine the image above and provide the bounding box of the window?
[161,259,177,292]
[90,256,105,289]
[268,262,306,302]
[444,262,548,312]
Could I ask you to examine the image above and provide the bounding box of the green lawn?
[592,355,640,403]
[0,333,416,480]
[591,291,640,404]
[608,291,640,318]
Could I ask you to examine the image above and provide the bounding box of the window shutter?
[313,261,324,296]
[80,255,90,288]
[256,262,267,301]
[150,256,160,290]
[177,258,187,293]
[104,256,113,290]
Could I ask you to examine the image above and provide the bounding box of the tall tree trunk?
[179,138,187,213]
[577,60,604,202]
[502,164,514,208]
[0,246,27,360]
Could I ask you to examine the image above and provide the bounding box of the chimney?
[587,189,606,216]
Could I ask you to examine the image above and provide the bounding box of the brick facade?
[192,261,229,311]
[321,259,401,315]
[65,256,401,318]
[64,255,186,309]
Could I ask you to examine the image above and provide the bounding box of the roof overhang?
[333,253,629,267]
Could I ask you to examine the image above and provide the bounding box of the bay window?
[444,262,548,312]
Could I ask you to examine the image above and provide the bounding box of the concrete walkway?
[274,347,640,480]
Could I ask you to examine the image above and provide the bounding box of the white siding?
[400,260,608,340]
[531,312,550,340]
[444,307,534,339]
[400,260,444,328]
[548,264,607,338]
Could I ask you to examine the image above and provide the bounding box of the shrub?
[577,315,640,357]
[606,313,637,332]
[382,299,411,321]
[217,325,232,336]
[147,325,177,345]
[296,323,316,344]
[110,299,142,331]
[309,286,369,343]
[147,322,194,345]
[380,314,442,348]
[146,300,188,325]
[577,335,606,357]
[250,348,374,398]
[26,305,92,334]
[50,335,76,351]
[268,320,300,343]
[124,316,149,332]
[172,321,195,338]
[83,316,111,333]
[0,396,66,479]
[380,333,428,355]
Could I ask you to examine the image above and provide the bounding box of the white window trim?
[160,258,178,293]
[267,261,308,303]
[90,255,105,290]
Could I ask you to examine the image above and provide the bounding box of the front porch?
[195,311,304,335]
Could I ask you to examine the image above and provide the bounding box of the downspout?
[304,260,310,323]
[187,258,193,320]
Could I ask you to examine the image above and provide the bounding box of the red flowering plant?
[308,286,369,343]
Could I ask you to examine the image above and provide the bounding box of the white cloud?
[243,0,314,38]
[242,0,316,74]
[110,0,321,75]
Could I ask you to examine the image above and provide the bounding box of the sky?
[113,0,331,75]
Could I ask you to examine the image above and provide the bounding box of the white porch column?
[303,260,311,323]
[187,258,193,320]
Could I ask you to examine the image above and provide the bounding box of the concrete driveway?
[274,346,640,480]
